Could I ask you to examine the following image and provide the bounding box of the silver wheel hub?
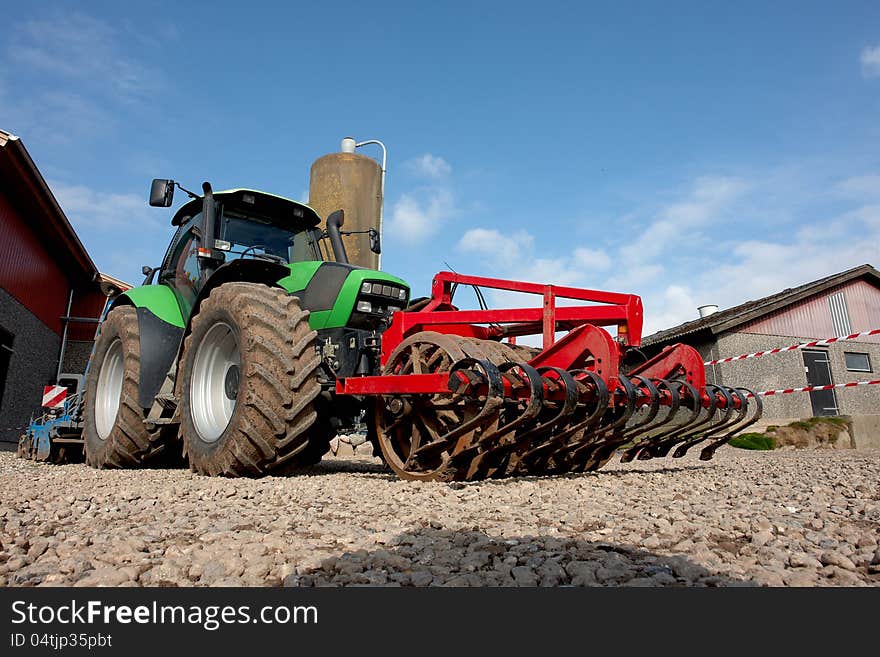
[190,322,240,442]
[95,339,124,440]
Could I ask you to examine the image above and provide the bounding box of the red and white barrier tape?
[749,379,880,398]
[704,328,880,366]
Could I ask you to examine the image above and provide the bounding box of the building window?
[0,326,13,411]
[828,291,852,336]
[844,352,872,373]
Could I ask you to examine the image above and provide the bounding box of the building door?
[802,349,838,416]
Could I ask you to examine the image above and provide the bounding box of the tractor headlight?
[361,281,372,294]
[398,288,406,300]
[357,300,372,313]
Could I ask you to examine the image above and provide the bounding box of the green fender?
[113,284,185,328]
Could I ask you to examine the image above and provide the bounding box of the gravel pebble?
[1,448,878,587]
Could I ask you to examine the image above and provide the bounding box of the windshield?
[219,209,322,264]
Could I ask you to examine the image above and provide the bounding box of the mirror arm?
[175,181,200,200]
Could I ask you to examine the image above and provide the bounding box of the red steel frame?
[337,272,646,398]
[381,271,644,361]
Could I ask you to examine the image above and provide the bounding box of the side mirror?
[369,228,381,255]
[149,179,174,207]
[141,265,157,285]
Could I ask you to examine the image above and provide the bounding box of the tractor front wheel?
[82,305,174,467]
[178,283,322,476]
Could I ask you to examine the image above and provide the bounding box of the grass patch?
[728,433,776,450]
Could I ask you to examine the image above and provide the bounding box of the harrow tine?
[672,386,747,458]
[503,366,580,476]
[579,375,663,470]
[409,357,505,469]
[620,379,701,462]
[566,375,639,472]
[454,361,545,478]
[699,388,763,461]
[641,383,721,459]
[516,370,609,474]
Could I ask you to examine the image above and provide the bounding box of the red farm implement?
[339,272,762,481]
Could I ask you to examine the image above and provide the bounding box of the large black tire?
[83,306,176,468]
[178,283,322,476]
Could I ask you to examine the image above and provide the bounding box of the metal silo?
[308,138,383,270]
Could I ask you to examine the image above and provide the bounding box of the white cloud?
[388,188,454,243]
[9,12,161,100]
[860,45,880,78]
[573,247,611,270]
[620,176,748,264]
[406,153,452,179]
[451,170,880,341]
[836,174,880,199]
[49,181,156,230]
[458,228,534,266]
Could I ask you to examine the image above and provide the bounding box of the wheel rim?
[190,322,241,443]
[95,339,124,440]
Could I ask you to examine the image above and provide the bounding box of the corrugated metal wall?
[0,191,70,335]
[739,280,880,342]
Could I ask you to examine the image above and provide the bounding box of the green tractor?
[82,179,408,476]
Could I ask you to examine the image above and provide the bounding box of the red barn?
[0,129,128,446]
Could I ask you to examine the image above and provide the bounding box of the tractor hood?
[276,261,409,330]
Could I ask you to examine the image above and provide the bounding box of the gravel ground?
[1,447,878,587]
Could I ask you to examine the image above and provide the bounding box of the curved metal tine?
[618,378,680,461]
[581,375,662,469]
[663,384,733,459]
[503,367,580,476]
[622,379,698,462]
[643,383,721,459]
[673,386,745,458]
[515,367,580,441]
[618,376,662,438]
[421,358,504,459]
[571,375,639,471]
[456,361,544,477]
[521,370,609,469]
[470,362,545,448]
[700,388,764,461]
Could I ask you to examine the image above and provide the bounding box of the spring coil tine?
[661,384,733,459]
[453,361,545,478]
[622,379,701,461]
[568,375,640,472]
[643,383,721,459]
[518,367,580,439]
[520,370,609,473]
[619,376,662,438]
[503,367,580,476]
[579,375,664,470]
[699,387,764,461]
[618,378,681,461]
[483,362,546,442]
[672,386,747,458]
[428,358,505,451]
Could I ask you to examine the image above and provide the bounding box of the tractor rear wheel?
[82,305,174,468]
[178,283,322,476]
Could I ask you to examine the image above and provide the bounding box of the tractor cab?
[166,188,325,267]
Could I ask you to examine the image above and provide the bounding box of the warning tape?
[704,328,880,366]
[749,379,880,397]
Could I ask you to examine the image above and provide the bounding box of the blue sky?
[2,1,879,334]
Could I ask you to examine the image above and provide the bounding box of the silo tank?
[308,152,382,270]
